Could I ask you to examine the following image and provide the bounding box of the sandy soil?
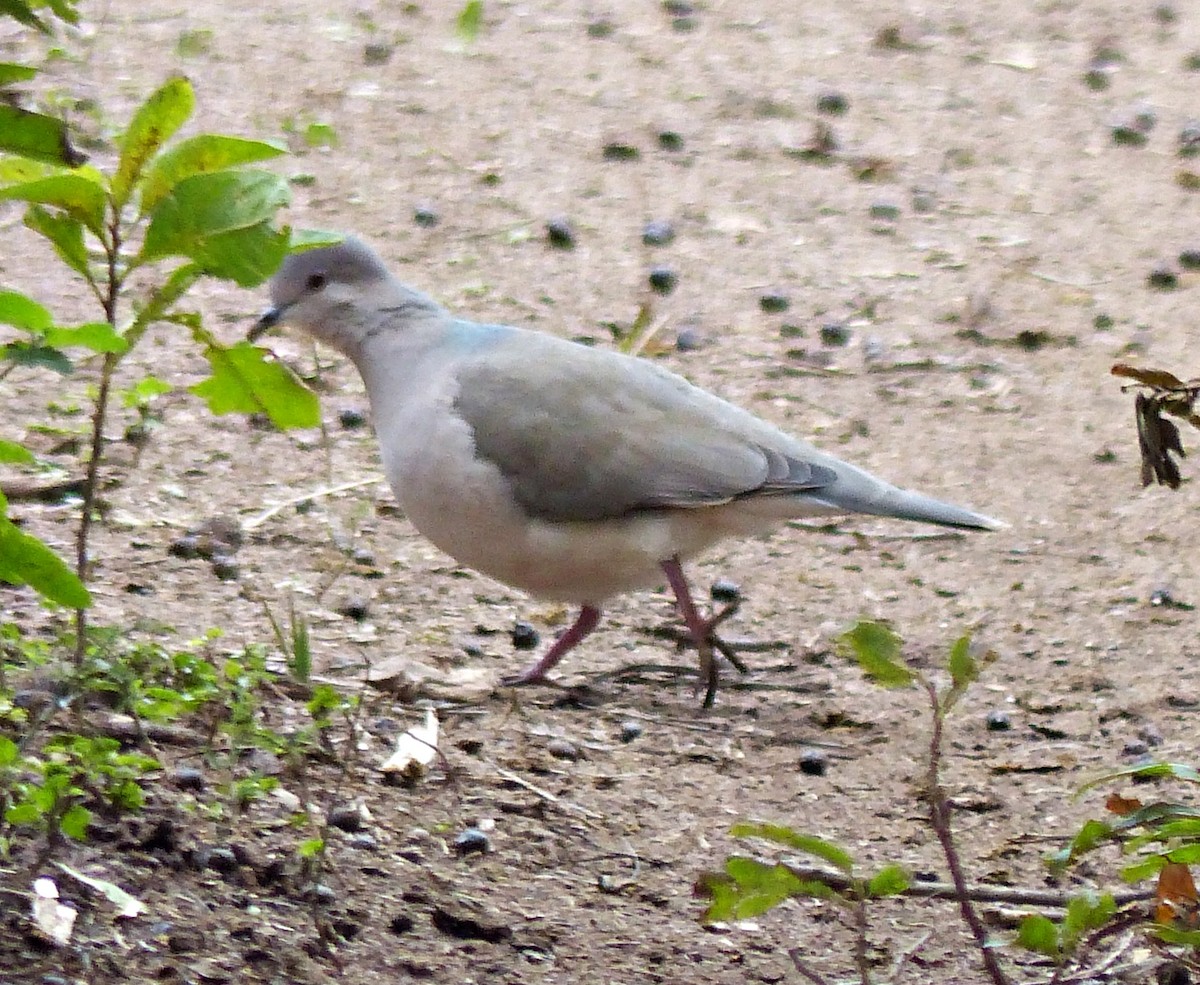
[2,1,1200,982]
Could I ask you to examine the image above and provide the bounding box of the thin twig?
[487,761,604,821]
[243,476,384,530]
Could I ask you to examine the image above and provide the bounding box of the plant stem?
[72,215,124,664]
[924,680,1012,985]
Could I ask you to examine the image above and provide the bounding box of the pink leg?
[501,605,603,687]
[660,558,746,707]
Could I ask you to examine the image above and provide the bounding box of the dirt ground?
[2,1,1200,982]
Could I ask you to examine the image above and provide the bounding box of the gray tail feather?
[822,478,1004,531]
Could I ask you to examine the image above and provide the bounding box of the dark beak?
[248,305,282,342]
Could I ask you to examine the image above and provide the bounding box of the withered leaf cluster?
[1111,364,1200,489]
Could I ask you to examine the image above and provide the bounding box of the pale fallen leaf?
[32,878,77,946]
[56,863,146,919]
[380,707,439,779]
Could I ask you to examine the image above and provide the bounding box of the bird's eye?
[305,272,327,292]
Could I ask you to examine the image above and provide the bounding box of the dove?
[251,237,999,705]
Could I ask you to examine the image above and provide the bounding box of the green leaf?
[0,62,37,86]
[839,620,915,688]
[1,341,72,374]
[188,220,290,287]
[0,289,52,332]
[290,228,344,251]
[302,122,337,149]
[0,735,18,766]
[24,204,90,279]
[0,171,107,234]
[702,857,834,922]
[730,822,855,872]
[947,635,976,689]
[112,75,194,210]
[866,864,910,898]
[0,492,91,607]
[1077,762,1200,798]
[0,1,48,31]
[0,439,34,464]
[140,169,290,274]
[1016,914,1060,958]
[1046,818,1112,871]
[298,838,325,858]
[0,156,52,184]
[1121,855,1167,883]
[456,0,483,42]
[59,803,91,840]
[123,262,202,350]
[1061,892,1115,951]
[5,801,42,826]
[121,375,172,408]
[138,134,287,216]
[45,322,128,354]
[190,340,319,429]
[0,105,85,166]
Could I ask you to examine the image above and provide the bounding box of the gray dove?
[251,237,999,705]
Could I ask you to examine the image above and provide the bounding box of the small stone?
[816,90,849,115]
[759,291,789,313]
[1179,249,1200,270]
[328,804,366,833]
[657,129,685,151]
[456,737,485,755]
[1140,723,1165,747]
[798,748,828,776]
[648,266,678,294]
[348,833,378,851]
[602,140,640,161]
[338,407,368,429]
[210,555,239,581]
[1123,739,1150,758]
[869,201,901,221]
[642,220,675,246]
[511,620,539,650]
[619,720,643,743]
[985,710,1012,732]
[173,767,206,792]
[547,738,580,761]
[336,597,370,621]
[675,327,703,352]
[545,217,576,249]
[1179,121,1200,157]
[308,883,337,904]
[205,847,239,873]
[819,322,852,347]
[412,203,440,228]
[454,827,491,855]
[389,913,416,935]
[710,578,741,603]
[169,535,201,560]
[363,41,394,65]
[1148,265,1179,290]
[351,546,376,566]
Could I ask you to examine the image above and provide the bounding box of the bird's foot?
[498,605,602,690]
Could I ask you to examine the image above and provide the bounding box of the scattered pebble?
[619,720,643,743]
[336,597,370,621]
[389,913,416,935]
[168,534,201,560]
[511,620,540,650]
[1147,265,1179,290]
[759,291,790,313]
[648,266,678,294]
[328,804,366,833]
[547,738,580,761]
[210,555,240,581]
[454,827,491,856]
[1179,121,1200,157]
[363,41,394,65]
[602,140,640,161]
[816,90,849,115]
[173,767,206,792]
[338,407,368,429]
[820,322,852,347]
[675,326,703,352]
[351,546,376,566]
[348,833,378,851]
[710,578,741,603]
[204,846,239,873]
[642,220,675,246]
[985,710,1012,732]
[657,129,685,151]
[798,748,828,776]
[1139,722,1165,747]
[1122,739,1150,758]
[545,217,576,249]
[412,203,440,228]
